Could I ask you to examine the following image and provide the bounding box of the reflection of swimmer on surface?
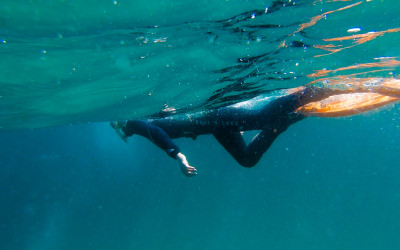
[111,78,400,177]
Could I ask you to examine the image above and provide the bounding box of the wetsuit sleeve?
[122,120,180,159]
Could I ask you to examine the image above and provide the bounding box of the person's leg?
[213,121,290,167]
[213,131,249,166]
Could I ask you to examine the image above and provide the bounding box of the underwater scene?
[1,0,400,249]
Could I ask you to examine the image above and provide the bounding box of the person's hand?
[180,164,197,177]
[176,153,197,177]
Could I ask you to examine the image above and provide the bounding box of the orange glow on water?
[313,28,400,57]
[313,0,355,3]
[308,59,400,77]
[323,28,400,43]
[296,2,362,33]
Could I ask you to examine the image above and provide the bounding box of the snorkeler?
[111,78,400,177]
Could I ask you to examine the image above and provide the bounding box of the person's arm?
[114,120,197,177]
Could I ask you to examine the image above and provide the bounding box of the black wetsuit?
[121,87,336,167]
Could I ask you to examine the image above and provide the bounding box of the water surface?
[1,0,399,129]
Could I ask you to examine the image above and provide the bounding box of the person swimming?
[111,78,400,177]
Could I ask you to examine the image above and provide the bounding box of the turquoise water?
[2,0,400,129]
[1,0,400,249]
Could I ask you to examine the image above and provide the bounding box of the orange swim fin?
[295,92,399,117]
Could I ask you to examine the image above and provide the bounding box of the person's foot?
[110,121,128,142]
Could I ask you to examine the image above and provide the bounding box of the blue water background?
[1,0,400,249]
[1,108,400,249]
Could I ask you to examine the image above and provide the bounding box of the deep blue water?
[1,109,400,249]
[1,0,400,249]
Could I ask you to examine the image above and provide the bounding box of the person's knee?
[232,151,263,167]
[237,157,258,168]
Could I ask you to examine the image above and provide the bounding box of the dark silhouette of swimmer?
[111,78,400,176]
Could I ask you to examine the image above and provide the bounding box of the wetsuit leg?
[122,120,180,159]
[213,127,284,167]
[213,115,298,167]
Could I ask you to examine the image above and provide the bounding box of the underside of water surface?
[0,0,399,129]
